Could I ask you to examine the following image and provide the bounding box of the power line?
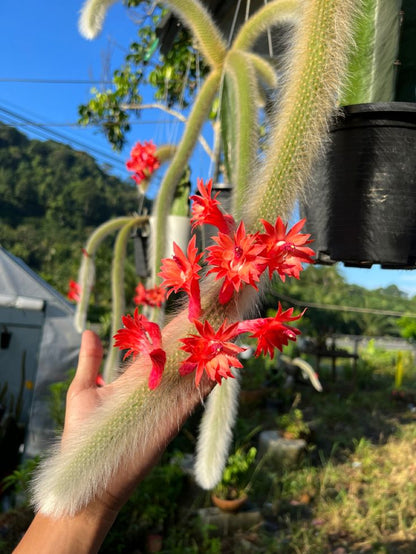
[274,292,416,319]
[0,119,173,128]
[0,105,126,170]
[0,78,115,85]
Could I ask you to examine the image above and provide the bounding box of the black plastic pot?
[302,102,416,268]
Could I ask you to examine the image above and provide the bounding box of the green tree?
[270,264,410,338]
[0,123,138,314]
[78,0,208,150]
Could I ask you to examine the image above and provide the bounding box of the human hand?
[15,329,214,554]
[63,329,213,512]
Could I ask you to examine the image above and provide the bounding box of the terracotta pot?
[211,492,248,513]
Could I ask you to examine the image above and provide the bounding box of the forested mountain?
[271,265,416,338]
[0,123,138,308]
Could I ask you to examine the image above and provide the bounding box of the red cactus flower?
[113,308,166,389]
[126,140,160,185]
[134,283,165,308]
[67,280,81,303]
[238,303,303,358]
[158,235,203,320]
[206,221,267,304]
[190,178,235,233]
[257,217,315,280]
[179,320,244,386]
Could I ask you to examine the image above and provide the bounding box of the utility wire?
[0,105,125,169]
[0,119,174,127]
[273,291,416,319]
[0,78,114,84]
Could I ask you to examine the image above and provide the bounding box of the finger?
[72,330,103,391]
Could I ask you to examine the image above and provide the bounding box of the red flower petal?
[179,320,244,386]
[95,375,105,387]
[257,217,315,280]
[148,348,167,390]
[190,178,235,233]
[126,140,160,185]
[206,221,267,304]
[67,279,82,303]
[238,303,304,358]
[158,235,203,320]
[113,309,166,389]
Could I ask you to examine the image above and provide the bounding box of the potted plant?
[276,408,311,441]
[33,0,364,519]
[211,446,257,512]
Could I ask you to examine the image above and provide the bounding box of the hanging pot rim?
[333,102,416,129]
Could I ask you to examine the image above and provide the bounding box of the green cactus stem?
[103,216,149,383]
[159,0,227,69]
[244,52,279,91]
[247,0,360,227]
[232,0,300,52]
[223,50,259,219]
[79,0,227,68]
[340,0,402,105]
[150,68,222,283]
[75,216,139,333]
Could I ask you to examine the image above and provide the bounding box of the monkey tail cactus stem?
[150,69,222,284]
[246,0,360,229]
[33,0,361,517]
[194,0,360,491]
[74,216,140,333]
[102,217,149,383]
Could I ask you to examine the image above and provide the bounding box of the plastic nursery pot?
[302,102,416,269]
[150,215,191,259]
[211,492,248,513]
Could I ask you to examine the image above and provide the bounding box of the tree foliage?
[0,123,138,311]
[269,264,416,338]
[78,0,208,150]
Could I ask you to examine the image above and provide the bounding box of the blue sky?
[1,0,416,297]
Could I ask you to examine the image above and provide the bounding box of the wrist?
[14,499,119,554]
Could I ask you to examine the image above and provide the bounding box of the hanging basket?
[302,102,416,269]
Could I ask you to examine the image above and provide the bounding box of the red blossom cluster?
[114,177,314,390]
[133,282,166,308]
[126,140,160,185]
[114,308,166,389]
[67,280,82,303]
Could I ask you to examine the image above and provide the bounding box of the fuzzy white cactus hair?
[79,0,118,40]
[32,0,362,518]
[194,373,241,490]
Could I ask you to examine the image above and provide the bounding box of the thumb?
[72,330,103,391]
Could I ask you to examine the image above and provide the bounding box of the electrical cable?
[0,78,114,84]
[273,291,416,318]
[0,104,125,169]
